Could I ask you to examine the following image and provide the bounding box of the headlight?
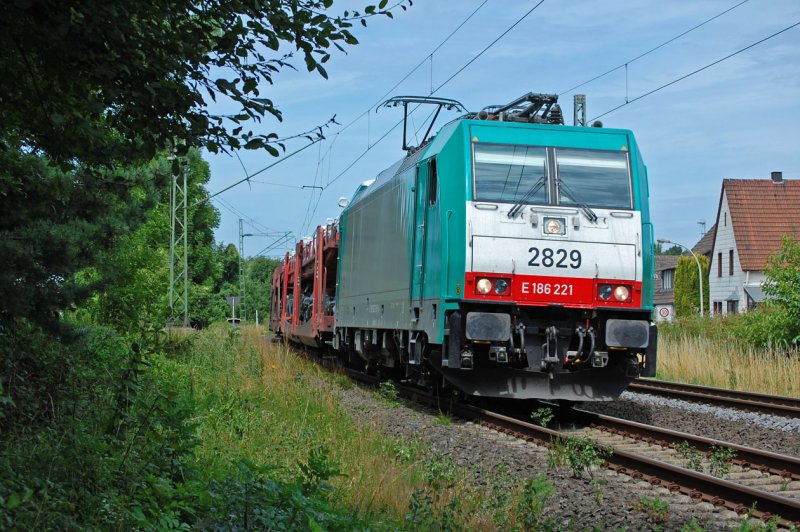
[544,217,565,235]
[613,285,630,301]
[476,278,493,294]
[598,284,612,300]
[494,278,509,294]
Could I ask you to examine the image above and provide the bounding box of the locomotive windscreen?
[555,148,632,209]
[472,143,632,210]
[473,143,547,203]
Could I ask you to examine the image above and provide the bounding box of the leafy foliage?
[548,435,609,480]
[664,237,800,348]
[1,0,409,164]
[530,406,555,427]
[762,236,800,344]
[674,254,709,317]
[243,256,282,322]
[0,149,166,329]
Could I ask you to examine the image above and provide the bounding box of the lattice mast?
[169,149,190,327]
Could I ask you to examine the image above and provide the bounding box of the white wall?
[709,192,750,315]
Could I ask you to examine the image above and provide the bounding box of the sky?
[205,0,800,258]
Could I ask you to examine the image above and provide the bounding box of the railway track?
[376,380,800,528]
[629,379,800,417]
[326,354,800,526]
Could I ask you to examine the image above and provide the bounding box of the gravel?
[579,391,800,457]
[327,381,750,531]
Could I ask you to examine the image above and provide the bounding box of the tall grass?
[656,324,800,397]
[180,325,559,528]
[180,325,422,517]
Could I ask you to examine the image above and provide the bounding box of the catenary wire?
[205,2,491,235]
[202,136,322,203]
[321,1,547,192]
[431,0,545,95]
[557,0,751,97]
[317,0,491,159]
[590,20,800,121]
[215,197,274,234]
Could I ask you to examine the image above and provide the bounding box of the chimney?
[771,171,783,184]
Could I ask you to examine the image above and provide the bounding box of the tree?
[245,256,281,322]
[1,0,407,330]
[1,0,408,164]
[655,242,683,255]
[763,236,800,343]
[81,149,220,332]
[0,149,166,329]
[674,254,709,317]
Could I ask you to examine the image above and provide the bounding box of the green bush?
[763,236,800,345]
[0,321,201,529]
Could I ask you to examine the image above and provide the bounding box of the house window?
[713,301,722,315]
[661,269,674,290]
[724,212,727,226]
[727,300,738,315]
[717,252,722,277]
[729,249,734,276]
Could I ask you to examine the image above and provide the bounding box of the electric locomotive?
[270,93,656,401]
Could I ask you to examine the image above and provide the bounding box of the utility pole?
[169,147,190,327]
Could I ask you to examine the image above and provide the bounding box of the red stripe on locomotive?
[464,272,642,308]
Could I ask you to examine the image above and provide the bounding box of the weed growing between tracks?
[670,441,737,478]
[530,406,555,427]
[548,435,610,505]
[636,496,670,523]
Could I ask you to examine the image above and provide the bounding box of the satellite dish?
[338,197,349,208]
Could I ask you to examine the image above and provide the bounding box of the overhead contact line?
[558,0,751,97]
[591,20,800,121]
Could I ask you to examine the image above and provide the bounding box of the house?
[709,172,800,315]
[654,255,680,321]
[653,225,714,322]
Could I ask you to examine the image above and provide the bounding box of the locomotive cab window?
[473,143,548,204]
[555,148,632,209]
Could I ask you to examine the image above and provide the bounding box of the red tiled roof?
[722,178,800,271]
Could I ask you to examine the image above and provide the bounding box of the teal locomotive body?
[274,94,657,401]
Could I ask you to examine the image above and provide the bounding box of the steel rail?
[629,379,800,417]
[469,406,800,528]
[565,408,800,481]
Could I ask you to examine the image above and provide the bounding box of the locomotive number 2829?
[528,247,582,269]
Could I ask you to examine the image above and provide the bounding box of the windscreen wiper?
[507,175,545,218]
[558,181,598,223]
